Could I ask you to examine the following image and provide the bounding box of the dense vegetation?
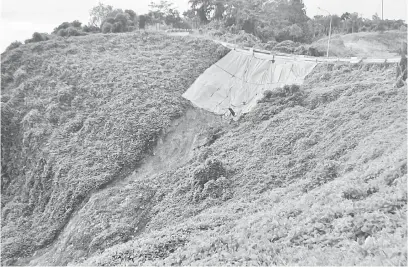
[4,0,407,54]
[2,28,406,264]
[76,61,405,266]
[84,63,406,266]
[1,0,406,266]
[0,32,229,265]
[186,0,407,43]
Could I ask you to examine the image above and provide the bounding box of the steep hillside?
[82,62,406,266]
[0,32,229,265]
[1,31,406,266]
[312,30,407,58]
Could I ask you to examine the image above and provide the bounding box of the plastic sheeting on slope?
[182,49,317,116]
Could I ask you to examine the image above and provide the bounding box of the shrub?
[294,45,307,55]
[192,159,227,189]
[273,40,299,54]
[256,26,275,43]
[5,41,22,51]
[24,32,50,43]
[375,22,386,32]
[53,22,70,34]
[104,17,115,25]
[112,22,124,33]
[114,13,128,26]
[66,27,81,36]
[102,23,113,33]
[125,9,137,21]
[32,32,45,42]
[264,40,277,50]
[57,29,68,37]
[82,25,101,33]
[290,84,300,94]
[263,90,273,99]
[71,20,82,28]
[259,84,303,103]
[308,46,323,57]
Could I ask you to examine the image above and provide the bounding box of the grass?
[0,32,229,265]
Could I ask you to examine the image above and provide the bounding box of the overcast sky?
[1,0,407,52]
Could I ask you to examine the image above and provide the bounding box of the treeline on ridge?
[4,0,407,53]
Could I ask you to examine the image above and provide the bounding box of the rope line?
[213,63,301,86]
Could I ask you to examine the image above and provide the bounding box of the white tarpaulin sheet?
[182,49,317,116]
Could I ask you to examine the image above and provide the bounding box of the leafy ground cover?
[0,32,229,265]
[82,62,406,266]
[1,30,406,266]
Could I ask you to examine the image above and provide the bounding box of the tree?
[289,24,303,41]
[148,0,176,22]
[125,9,137,22]
[349,12,361,33]
[372,13,381,21]
[89,2,113,27]
[340,12,350,21]
[165,9,182,26]
[99,9,136,33]
[139,15,147,29]
[340,12,350,32]
[188,0,213,23]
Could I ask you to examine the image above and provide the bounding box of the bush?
[264,40,277,50]
[53,21,82,35]
[256,26,275,43]
[263,90,273,99]
[66,27,81,36]
[102,23,113,33]
[5,41,22,51]
[114,13,128,26]
[71,20,82,28]
[192,159,227,189]
[294,45,307,55]
[125,9,137,21]
[273,40,299,54]
[57,29,68,37]
[32,32,45,42]
[24,32,50,43]
[82,25,100,33]
[375,22,386,32]
[53,22,71,34]
[259,84,302,103]
[112,22,124,33]
[308,46,323,57]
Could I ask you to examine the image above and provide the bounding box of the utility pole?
[382,0,384,20]
[318,7,332,58]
